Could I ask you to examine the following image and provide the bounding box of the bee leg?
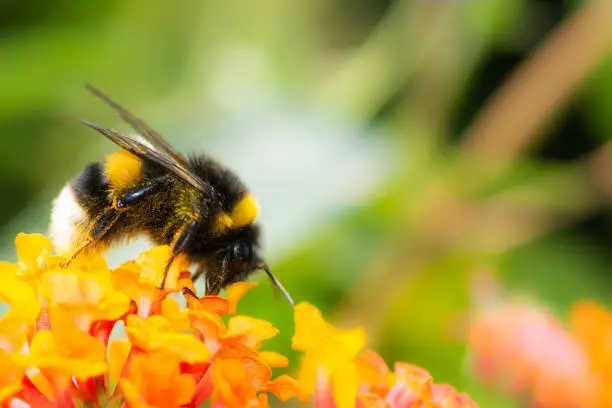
[63,178,170,268]
[115,175,171,208]
[205,254,230,296]
[159,220,198,289]
[181,287,199,300]
[62,207,120,267]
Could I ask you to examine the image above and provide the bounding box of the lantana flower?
[467,274,612,407]
[0,233,476,408]
[294,303,477,408]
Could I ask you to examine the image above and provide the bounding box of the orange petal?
[134,246,172,285]
[259,351,289,368]
[160,297,191,331]
[241,356,273,390]
[211,358,253,407]
[226,282,258,314]
[255,393,270,408]
[111,268,165,318]
[267,374,300,402]
[15,330,107,380]
[197,296,231,315]
[121,353,196,408]
[292,302,334,352]
[28,369,54,400]
[108,340,131,384]
[222,316,279,350]
[120,379,156,408]
[432,384,479,408]
[188,309,225,354]
[111,268,144,300]
[132,246,190,289]
[355,350,390,392]
[125,315,211,364]
[358,392,390,408]
[393,363,434,401]
[0,313,33,353]
[39,269,130,330]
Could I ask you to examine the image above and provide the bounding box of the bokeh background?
[2,0,612,406]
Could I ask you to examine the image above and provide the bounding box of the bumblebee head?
[209,224,294,307]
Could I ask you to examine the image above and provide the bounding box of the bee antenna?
[261,263,294,308]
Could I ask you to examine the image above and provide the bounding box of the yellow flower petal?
[297,354,318,397]
[331,362,359,408]
[15,329,107,380]
[0,313,33,353]
[222,316,279,350]
[15,233,53,274]
[39,269,130,331]
[0,264,41,322]
[226,282,258,314]
[318,327,367,372]
[0,350,24,403]
[292,302,334,352]
[129,246,190,289]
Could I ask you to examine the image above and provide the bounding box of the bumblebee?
[49,84,293,306]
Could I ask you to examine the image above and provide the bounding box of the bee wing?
[69,117,210,195]
[84,84,190,168]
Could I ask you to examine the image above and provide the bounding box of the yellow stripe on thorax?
[105,150,142,189]
[214,194,259,234]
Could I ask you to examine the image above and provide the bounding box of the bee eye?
[233,243,251,261]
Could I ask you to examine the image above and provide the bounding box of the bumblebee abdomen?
[188,155,260,235]
[49,162,110,254]
[49,183,88,255]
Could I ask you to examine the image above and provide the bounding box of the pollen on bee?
[214,213,234,234]
[105,150,142,188]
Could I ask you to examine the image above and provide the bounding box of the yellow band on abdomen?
[213,193,259,234]
[105,150,142,189]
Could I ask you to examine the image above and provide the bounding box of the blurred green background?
[2,0,612,406]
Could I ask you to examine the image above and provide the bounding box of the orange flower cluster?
[469,297,612,407]
[0,233,476,408]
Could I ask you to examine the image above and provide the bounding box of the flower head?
[466,277,605,407]
[293,302,477,408]
[0,233,476,408]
